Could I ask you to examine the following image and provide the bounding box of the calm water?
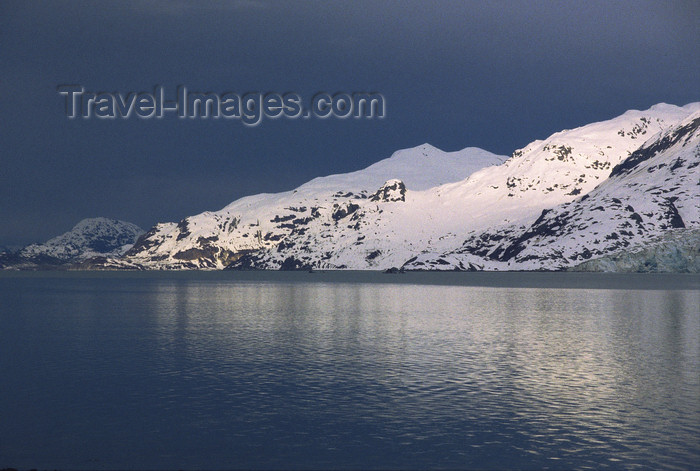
[0,271,698,470]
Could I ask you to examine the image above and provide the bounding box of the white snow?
[104,102,700,271]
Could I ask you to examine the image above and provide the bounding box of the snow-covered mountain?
[405,107,700,270]
[97,101,700,271]
[14,101,698,272]
[114,145,507,269]
[0,218,144,269]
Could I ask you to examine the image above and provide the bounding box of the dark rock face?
[126,227,160,255]
[173,248,211,261]
[662,199,686,229]
[225,252,260,270]
[332,203,360,221]
[279,256,313,271]
[495,209,560,261]
[175,219,191,241]
[366,250,382,260]
[271,214,296,223]
[610,116,700,178]
[370,180,406,202]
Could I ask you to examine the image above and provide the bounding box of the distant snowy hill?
[1,218,144,268]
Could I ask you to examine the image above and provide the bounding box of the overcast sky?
[1,0,698,246]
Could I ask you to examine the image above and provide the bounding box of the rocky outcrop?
[369,179,406,202]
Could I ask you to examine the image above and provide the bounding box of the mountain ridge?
[223,102,700,271]
[3,102,698,272]
[405,108,700,271]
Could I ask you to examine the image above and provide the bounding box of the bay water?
[0,271,698,470]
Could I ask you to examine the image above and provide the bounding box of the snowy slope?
[119,145,507,269]
[93,101,700,271]
[426,103,698,236]
[405,109,700,270]
[226,102,699,270]
[12,218,144,266]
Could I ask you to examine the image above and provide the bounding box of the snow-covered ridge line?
[112,102,700,271]
[3,102,698,272]
[118,143,508,269]
[405,108,700,271]
[222,102,699,271]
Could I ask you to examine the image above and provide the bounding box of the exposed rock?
[369,179,406,202]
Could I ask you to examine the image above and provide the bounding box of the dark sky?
[1,0,698,246]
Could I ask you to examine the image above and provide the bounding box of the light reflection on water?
[0,272,698,470]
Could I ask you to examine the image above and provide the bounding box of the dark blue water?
[1,271,698,470]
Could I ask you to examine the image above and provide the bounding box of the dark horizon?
[1,0,699,246]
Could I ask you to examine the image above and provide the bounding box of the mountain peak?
[416,143,439,153]
[7,101,697,272]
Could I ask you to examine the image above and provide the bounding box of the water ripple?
[0,273,698,470]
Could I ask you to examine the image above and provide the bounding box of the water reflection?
[0,274,698,470]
